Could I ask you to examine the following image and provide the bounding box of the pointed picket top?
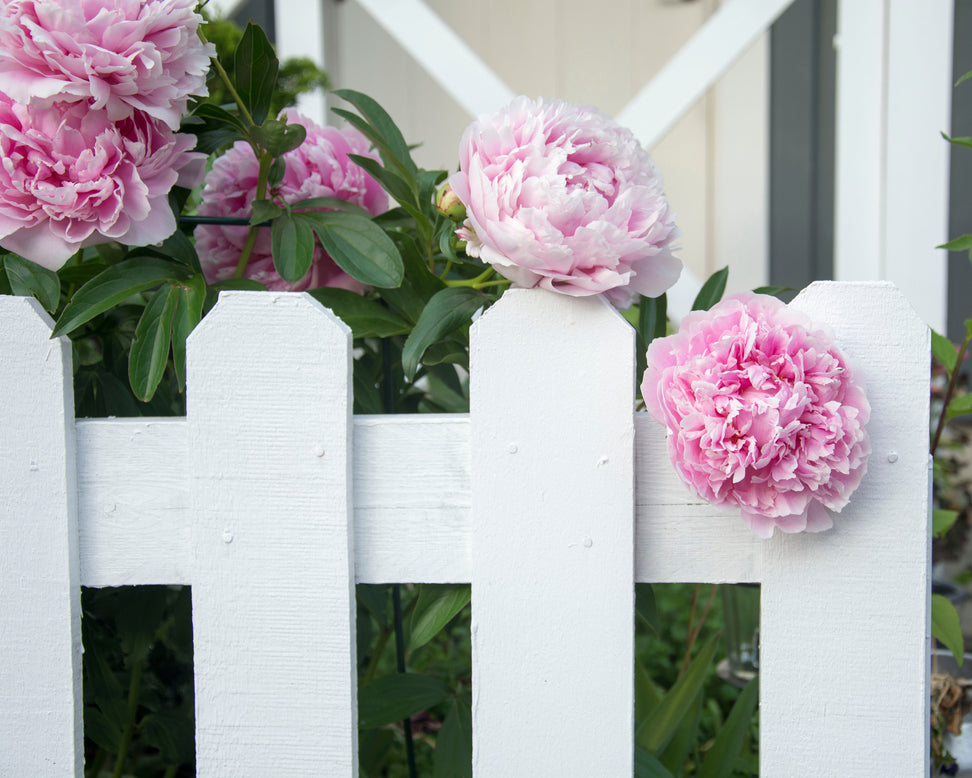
[760,280,930,775]
[0,293,82,777]
[188,290,358,776]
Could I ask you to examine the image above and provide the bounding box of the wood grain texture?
[0,296,82,776]
[188,292,357,776]
[469,289,635,777]
[760,281,931,775]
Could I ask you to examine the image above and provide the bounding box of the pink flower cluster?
[450,96,681,309]
[642,292,871,538]
[195,113,388,291]
[0,0,213,268]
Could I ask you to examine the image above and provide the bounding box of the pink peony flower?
[195,114,388,292]
[641,292,871,538]
[449,96,681,306]
[0,94,204,269]
[0,0,214,130]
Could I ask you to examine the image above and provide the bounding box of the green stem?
[931,330,972,456]
[444,267,496,289]
[204,40,256,128]
[363,625,392,687]
[111,657,144,778]
[233,154,274,279]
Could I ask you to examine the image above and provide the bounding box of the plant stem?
[232,154,273,279]
[444,267,495,289]
[393,584,418,778]
[209,52,255,128]
[111,657,144,778]
[931,330,972,456]
[680,584,718,676]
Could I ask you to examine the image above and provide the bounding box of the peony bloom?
[0,94,204,268]
[449,96,681,306]
[195,114,388,292]
[642,292,871,538]
[0,0,214,130]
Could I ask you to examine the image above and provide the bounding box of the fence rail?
[0,281,931,776]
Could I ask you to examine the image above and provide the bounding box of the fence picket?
[0,297,82,777]
[188,292,357,776]
[470,289,636,776]
[760,282,931,774]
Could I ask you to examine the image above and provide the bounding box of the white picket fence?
[1,281,930,776]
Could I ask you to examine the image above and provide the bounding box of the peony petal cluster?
[641,292,871,538]
[449,96,681,308]
[0,0,214,130]
[0,0,211,268]
[0,92,203,268]
[195,113,388,292]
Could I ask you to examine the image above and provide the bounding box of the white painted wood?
[352,0,514,118]
[760,281,930,775]
[833,0,886,284]
[77,418,191,586]
[188,292,357,776]
[3,283,931,772]
[274,0,328,122]
[469,289,635,777]
[0,296,82,777]
[617,0,793,149]
[883,0,953,333]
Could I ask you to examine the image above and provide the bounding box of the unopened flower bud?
[435,183,466,222]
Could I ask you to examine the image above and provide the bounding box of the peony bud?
[435,183,466,222]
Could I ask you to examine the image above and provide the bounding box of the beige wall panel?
[652,101,710,290]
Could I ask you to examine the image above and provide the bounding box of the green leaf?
[401,287,486,380]
[191,102,248,134]
[172,275,206,392]
[155,229,202,274]
[3,253,60,312]
[306,288,410,338]
[937,234,972,252]
[409,584,471,652]
[697,678,759,778]
[941,132,972,150]
[346,152,417,208]
[357,584,390,627]
[934,508,960,539]
[636,634,720,753]
[659,690,702,773]
[83,704,124,754]
[932,593,964,667]
[946,392,972,421]
[932,329,958,374]
[304,211,404,288]
[434,698,472,778]
[290,196,371,217]
[234,22,278,126]
[250,198,284,225]
[250,118,306,157]
[271,211,315,283]
[140,708,195,766]
[358,673,449,729]
[635,659,664,726]
[634,748,677,778]
[956,69,972,87]
[638,294,667,349]
[52,257,185,337]
[332,89,418,176]
[692,266,729,311]
[128,284,179,402]
[751,285,793,298]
